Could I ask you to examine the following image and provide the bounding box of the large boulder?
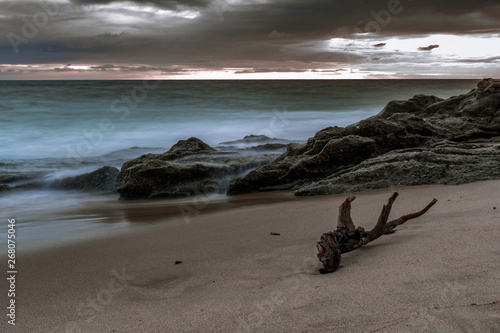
[51,166,119,192]
[116,161,221,200]
[281,135,377,180]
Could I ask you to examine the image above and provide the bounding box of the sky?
[0,0,499,79]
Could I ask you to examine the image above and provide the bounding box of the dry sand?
[2,181,500,332]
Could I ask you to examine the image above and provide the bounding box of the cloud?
[1,0,500,78]
[91,64,116,70]
[54,66,77,72]
[234,67,308,74]
[418,44,440,51]
[70,0,211,10]
[268,30,292,38]
[97,32,128,38]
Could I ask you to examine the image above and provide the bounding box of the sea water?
[0,79,479,248]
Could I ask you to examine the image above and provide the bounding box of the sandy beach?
[2,180,500,332]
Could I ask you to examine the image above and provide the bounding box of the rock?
[220,135,285,145]
[51,166,119,192]
[117,137,285,199]
[116,160,221,200]
[227,116,442,195]
[227,78,500,196]
[166,137,216,159]
[295,142,500,196]
[120,137,216,171]
[375,94,443,119]
[0,184,12,192]
[281,135,377,180]
[226,161,290,195]
[475,78,500,99]
[245,143,288,151]
[0,171,47,185]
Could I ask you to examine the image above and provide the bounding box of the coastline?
[3,79,498,251]
[3,180,499,332]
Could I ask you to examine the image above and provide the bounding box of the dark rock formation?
[117,161,221,200]
[220,135,287,145]
[121,137,217,171]
[227,78,500,196]
[0,184,12,192]
[376,94,443,119]
[51,166,119,192]
[296,142,500,196]
[116,137,284,199]
[166,137,216,159]
[227,115,443,195]
[244,143,288,151]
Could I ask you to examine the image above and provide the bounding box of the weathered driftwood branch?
[316,192,437,274]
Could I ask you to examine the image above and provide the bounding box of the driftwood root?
[317,192,437,274]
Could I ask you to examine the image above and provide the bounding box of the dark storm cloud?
[1,0,500,77]
[89,64,185,72]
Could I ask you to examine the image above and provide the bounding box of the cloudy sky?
[1,0,499,79]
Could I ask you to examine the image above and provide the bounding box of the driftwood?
[316,192,437,274]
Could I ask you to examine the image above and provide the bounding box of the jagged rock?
[476,78,500,99]
[295,143,500,196]
[376,94,443,119]
[51,166,119,192]
[227,78,500,196]
[227,116,442,195]
[281,135,377,180]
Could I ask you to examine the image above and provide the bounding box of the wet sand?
[2,181,500,332]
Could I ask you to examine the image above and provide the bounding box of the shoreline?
[2,180,499,332]
[3,190,299,252]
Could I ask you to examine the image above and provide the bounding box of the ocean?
[0,79,479,249]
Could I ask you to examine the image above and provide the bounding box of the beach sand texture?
[2,181,500,332]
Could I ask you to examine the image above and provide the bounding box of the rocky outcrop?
[227,78,500,196]
[227,113,444,195]
[50,166,119,192]
[295,142,500,196]
[116,137,286,199]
